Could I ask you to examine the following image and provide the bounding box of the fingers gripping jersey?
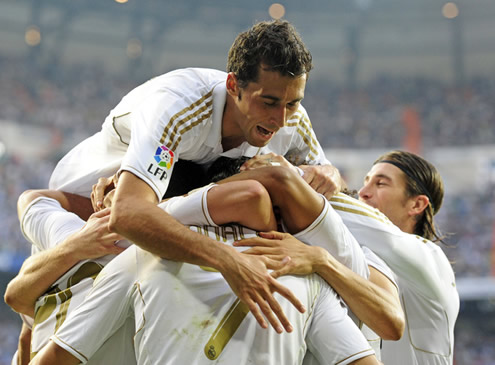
[49,68,329,199]
[329,193,459,365]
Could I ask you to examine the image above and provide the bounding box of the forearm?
[110,171,240,270]
[314,248,404,340]
[111,195,237,269]
[17,323,31,365]
[5,244,79,317]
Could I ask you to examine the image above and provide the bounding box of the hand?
[299,164,344,199]
[91,174,119,211]
[219,248,306,333]
[234,231,325,278]
[240,153,297,171]
[65,208,126,260]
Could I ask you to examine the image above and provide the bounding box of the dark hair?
[374,150,444,242]
[163,159,208,199]
[227,20,313,88]
[206,156,250,183]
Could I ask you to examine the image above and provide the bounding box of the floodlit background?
[1,0,494,363]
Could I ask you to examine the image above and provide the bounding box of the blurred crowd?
[0,55,494,364]
[1,55,493,276]
[305,76,495,149]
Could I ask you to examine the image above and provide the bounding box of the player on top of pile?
[48,19,342,331]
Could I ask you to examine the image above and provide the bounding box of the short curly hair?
[227,20,313,88]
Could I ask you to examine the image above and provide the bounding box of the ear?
[226,72,240,98]
[407,195,430,218]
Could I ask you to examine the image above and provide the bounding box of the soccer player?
[235,151,460,365]
[47,19,343,331]
[13,183,379,365]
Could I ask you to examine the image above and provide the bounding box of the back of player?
[330,192,459,364]
[51,224,375,365]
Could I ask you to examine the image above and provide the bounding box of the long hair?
[227,20,313,88]
[374,150,445,242]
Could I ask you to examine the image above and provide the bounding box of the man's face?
[228,67,306,147]
[358,162,411,230]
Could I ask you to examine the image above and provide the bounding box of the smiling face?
[222,66,306,150]
[358,162,413,232]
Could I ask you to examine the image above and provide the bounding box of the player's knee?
[266,166,301,197]
[239,180,270,206]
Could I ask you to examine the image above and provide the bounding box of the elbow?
[381,311,405,341]
[4,286,15,309]
[4,284,31,316]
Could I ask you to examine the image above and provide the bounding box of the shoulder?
[330,192,396,227]
[286,104,313,131]
[157,68,226,94]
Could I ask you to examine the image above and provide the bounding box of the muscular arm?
[108,171,304,333]
[218,165,403,339]
[313,249,404,340]
[237,232,405,341]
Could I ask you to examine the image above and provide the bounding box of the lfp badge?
[154,146,174,169]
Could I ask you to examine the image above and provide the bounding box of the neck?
[221,93,244,151]
[399,217,416,235]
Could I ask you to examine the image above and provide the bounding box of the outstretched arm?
[236,231,405,340]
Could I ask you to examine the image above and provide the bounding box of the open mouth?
[256,125,274,138]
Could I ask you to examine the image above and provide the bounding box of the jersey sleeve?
[158,184,217,226]
[363,246,398,289]
[293,197,369,278]
[330,193,445,300]
[120,87,214,201]
[20,197,85,251]
[305,284,375,365]
[284,105,330,166]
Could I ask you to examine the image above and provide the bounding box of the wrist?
[58,234,86,264]
[312,247,338,274]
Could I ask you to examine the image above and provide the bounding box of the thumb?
[90,207,112,219]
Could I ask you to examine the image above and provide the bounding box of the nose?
[358,183,371,200]
[271,106,287,128]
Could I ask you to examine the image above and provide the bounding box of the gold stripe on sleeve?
[170,107,213,151]
[159,90,214,146]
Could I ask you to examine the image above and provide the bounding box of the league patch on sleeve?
[147,145,175,181]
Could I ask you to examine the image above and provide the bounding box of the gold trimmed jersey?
[52,226,375,365]
[330,193,460,365]
[162,185,396,359]
[48,68,329,200]
[20,197,135,364]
